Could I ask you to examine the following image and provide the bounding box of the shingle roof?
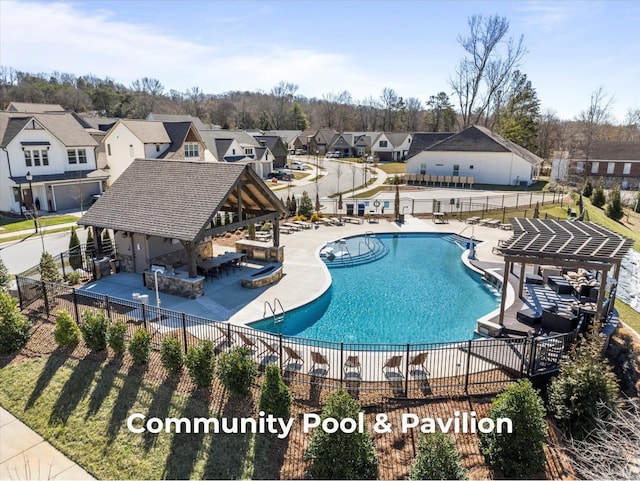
[119,120,171,143]
[6,102,65,113]
[571,140,640,161]
[11,169,108,184]
[78,159,286,241]
[0,112,98,148]
[147,113,207,130]
[158,122,194,159]
[385,132,411,147]
[407,132,455,158]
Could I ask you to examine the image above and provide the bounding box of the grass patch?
[378,163,406,174]
[0,215,78,233]
[0,356,272,480]
[352,186,388,198]
[578,198,640,252]
[0,226,76,244]
[616,300,640,334]
[471,180,548,191]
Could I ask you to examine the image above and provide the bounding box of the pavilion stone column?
[272,213,280,247]
[94,227,104,258]
[185,242,197,278]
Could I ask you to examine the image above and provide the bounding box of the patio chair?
[343,355,361,379]
[310,351,330,376]
[408,352,430,379]
[237,331,258,354]
[283,345,304,371]
[258,338,279,365]
[382,355,403,379]
[214,324,234,349]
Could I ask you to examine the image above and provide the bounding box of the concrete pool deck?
[78,216,514,327]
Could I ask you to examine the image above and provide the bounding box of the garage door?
[52,182,101,211]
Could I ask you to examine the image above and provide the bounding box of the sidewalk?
[0,407,94,480]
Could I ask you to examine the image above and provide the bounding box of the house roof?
[10,169,109,184]
[79,115,120,132]
[0,112,98,148]
[147,113,208,130]
[407,133,455,158]
[416,125,543,165]
[6,102,65,113]
[261,130,302,144]
[117,119,171,143]
[253,135,285,152]
[78,159,286,242]
[570,140,640,161]
[385,132,411,147]
[157,122,203,159]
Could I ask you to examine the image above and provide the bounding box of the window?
[68,148,87,164]
[129,145,134,157]
[379,140,388,147]
[155,144,160,152]
[245,148,254,156]
[41,150,48,166]
[232,148,236,155]
[78,149,87,163]
[469,165,474,169]
[13,187,20,203]
[607,162,615,174]
[68,149,77,164]
[623,162,632,175]
[591,162,599,174]
[33,150,41,166]
[420,163,427,175]
[575,161,585,174]
[107,144,111,156]
[24,150,32,167]
[453,164,460,176]
[184,144,199,158]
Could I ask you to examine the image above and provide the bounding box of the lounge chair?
[283,345,304,370]
[310,351,330,376]
[214,324,234,349]
[237,332,258,354]
[382,355,403,379]
[258,338,279,365]
[408,352,430,379]
[343,355,361,379]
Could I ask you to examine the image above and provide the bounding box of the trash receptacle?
[398,214,405,223]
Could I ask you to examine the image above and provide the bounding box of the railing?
[264,298,285,324]
[15,275,579,398]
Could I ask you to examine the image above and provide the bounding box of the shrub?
[107,320,127,355]
[259,364,292,417]
[583,179,593,198]
[635,191,640,213]
[479,379,547,479]
[605,184,624,221]
[591,180,606,208]
[80,310,108,351]
[129,328,151,365]
[216,346,258,396]
[292,215,307,222]
[40,251,62,283]
[261,221,272,232]
[310,213,323,222]
[85,227,96,258]
[66,271,81,285]
[548,328,619,439]
[304,389,378,480]
[53,310,80,348]
[185,340,215,388]
[161,336,184,373]
[68,227,83,270]
[0,257,10,289]
[410,432,467,480]
[298,191,314,218]
[0,291,32,354]
[102,230,114,257]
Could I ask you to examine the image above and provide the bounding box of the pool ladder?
[264,298,285,324]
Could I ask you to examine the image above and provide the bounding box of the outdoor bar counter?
[143,268,205,299]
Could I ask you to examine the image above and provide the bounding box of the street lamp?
[151,267,162,309]
[25,171,37,233]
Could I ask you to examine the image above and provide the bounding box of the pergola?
[79,159,288,278]
[493,218,634,324]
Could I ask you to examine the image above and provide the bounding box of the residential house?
[305,129,338,156]
[6,102,65,113]
[0,111,107,213]
[262,130,302,153]
[551,141,640,189]
[102,119,208,184]
[252,135,289,168]
[199,130,273,178]
[372,132,413,161]
[146,112,212,130]
[406,125,543,186]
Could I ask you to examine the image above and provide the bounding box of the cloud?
[515,1,579,31]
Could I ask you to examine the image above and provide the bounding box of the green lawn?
[0,215,78,233]
[378,163,406,174]
[616,300,640,333]
[0,356,278,480]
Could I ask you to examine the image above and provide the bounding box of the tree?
[216,346,258,396]
[40,251,62,283]
[583,179,593,198]
[102,230,114,257]
[85,227,96,259]
[605,184,624,221]
[536,110,562,161]
[54,309,80,348]
[450,14,526,129]
[410,433,467,480]
[291,102,310,130]
[496,71,540,152]
[304,389,378,479]
[68,227,83,270]
[0,257,10,290]
[425,92,456,132]
[479,379,547,478]
[380,87,405,131]
[0,291,32,354]
[298,191,314,218]
[259,364,292,418]
[404,97,423,132]
[394,183,400,221]
[548,326,619,439]
[578,86,614,162]
[592,180,606,208]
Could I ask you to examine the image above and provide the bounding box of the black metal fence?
[15,275,578,398]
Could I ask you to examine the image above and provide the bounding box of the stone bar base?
[143,270,204,299]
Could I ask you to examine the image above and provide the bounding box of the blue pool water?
[251,233,499,344]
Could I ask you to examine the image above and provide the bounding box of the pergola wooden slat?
[494,218,634,325]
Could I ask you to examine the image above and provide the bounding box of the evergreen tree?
[68,227,83,270]
[292,102,310,130]
[591,180,606,208]
[40,251,62,283]
[101,230,114,257]
[0,257,10,290]
[425,92,456,132]
[304,389,378,479]
[290,195,297,215]
[0,291,32,354]
[497,71,540,153]
[605,184,624,221]
[85,227,96,258]
[298,191,314,218]
[259,364,292,418]
[583,179,593,198]
[410,433,467,480]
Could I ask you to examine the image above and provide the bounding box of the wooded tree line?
[1,14,638,160]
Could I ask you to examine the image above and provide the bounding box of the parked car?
[270,169,294,181]
[285,161,306,170]
[326,151,340,158]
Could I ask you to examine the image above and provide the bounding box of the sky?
[1,0,639,123]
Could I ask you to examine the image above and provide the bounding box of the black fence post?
[105,295,112,321]
[519,338,529,377]
[142,303,147,330]
[279,334,283,372]
[404,344,410,398]
[181,313,188,353]
[529,192,533,206]
[41,281,50,318]
[60,253,66,279]
[340,342,344,387]
[464,340,472,394]
[72,288,80,323]
[16,278,23,310]
[542,191,546,205]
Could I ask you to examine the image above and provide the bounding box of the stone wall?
[143,270,204,299]
[618,250,640,312]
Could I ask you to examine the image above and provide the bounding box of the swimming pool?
[251,233,500,344]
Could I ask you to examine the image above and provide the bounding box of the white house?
[372,132,412,161]
[102,119,209,184]
[199,130,274,178]
[406,125,542,186]
[0,111,107,213]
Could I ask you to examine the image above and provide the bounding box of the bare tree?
[320,91,351,128]
[577,86,615,161]
[404,97,423,131]
[450,14,526,129]
[380,87,404,131]
[563,400,640,480]
[623,108,640,140]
